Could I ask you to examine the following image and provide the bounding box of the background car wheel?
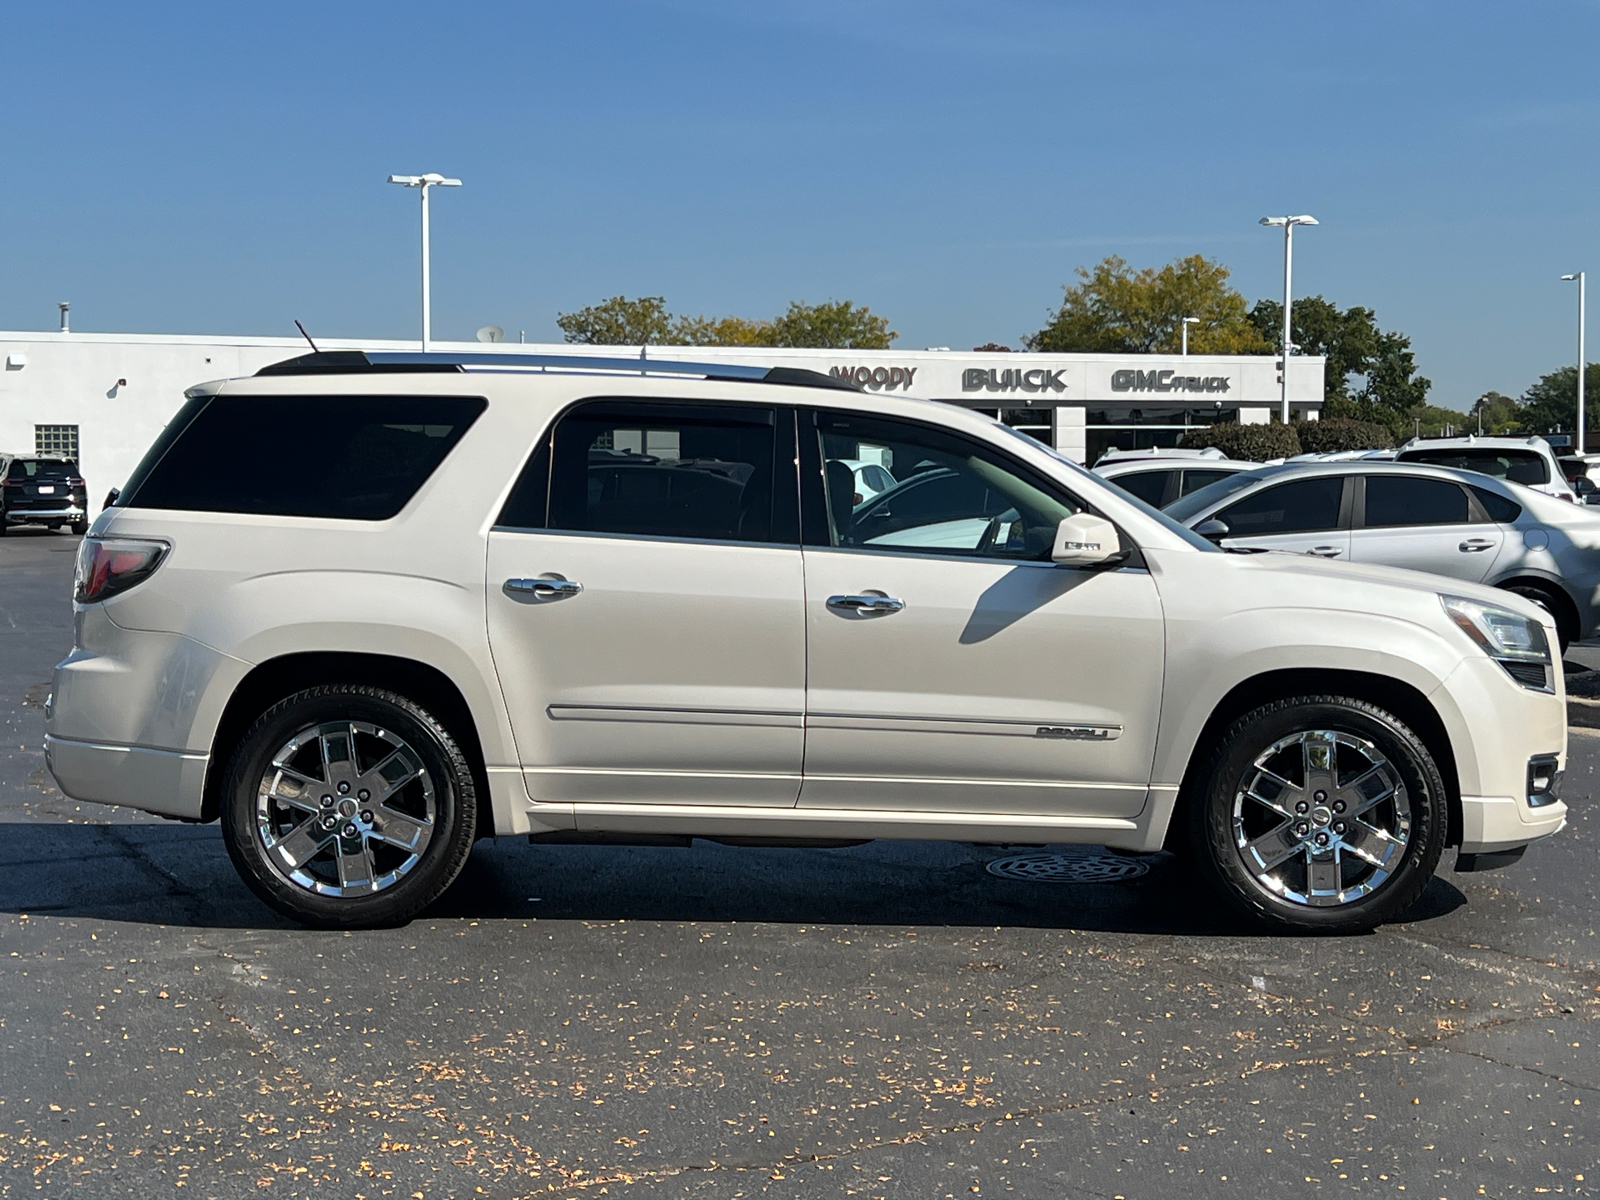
[1500,582,1573,653]
[69,520,87,535]
[1188,695,1446,934]
[221,684,478,928]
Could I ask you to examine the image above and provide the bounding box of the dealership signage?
[961,367,1068,394]
[830,365,919,391]
[1110,369,1231,394]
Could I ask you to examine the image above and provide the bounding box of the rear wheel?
[1189,695,1446,934]
[68,520,87,535]
[220,685,477,928]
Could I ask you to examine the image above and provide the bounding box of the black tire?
[69,520,87,536]
[1500,582,1573,653]
[1187,695,1446,934]
[220,685,478,928]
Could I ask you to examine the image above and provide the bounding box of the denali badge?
[1035,724,1121,741]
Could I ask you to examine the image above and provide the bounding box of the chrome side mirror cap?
[1052,513,1122,566]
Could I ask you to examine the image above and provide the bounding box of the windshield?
[1164,465,1281,523]
[987,422,1218,551]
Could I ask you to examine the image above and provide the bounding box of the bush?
[1178,421,1301,462]
[1294,416,1394,454]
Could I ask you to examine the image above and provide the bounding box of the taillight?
[74,537,170,604]
[68,476,85,487]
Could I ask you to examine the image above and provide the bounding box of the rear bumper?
[44,734,207,820]
[6,506,85,523]
[1458,792,1567,854]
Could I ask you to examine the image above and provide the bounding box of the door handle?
[1459,539,1494,552]
[505,574,583,600]
[1306,545,1343,558]
[827,593,906,615]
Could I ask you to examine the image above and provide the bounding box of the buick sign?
[1111,369,1231,394]
[961,368,1068,394]
[831,365,918,391]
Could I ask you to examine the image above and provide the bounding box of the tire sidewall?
[1192,697,1446,933]
[221,687,475,928]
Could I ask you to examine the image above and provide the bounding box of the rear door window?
[1362,475,1473,527]
[121,395,486,519]
[499,400,781,543]
[1470,485,1523,523]
[1217,477,1344,536]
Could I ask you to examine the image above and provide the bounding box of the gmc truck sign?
[1111,369,1232,394]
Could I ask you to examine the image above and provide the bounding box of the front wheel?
[220,685,478,928]
[1188,695,1446,934]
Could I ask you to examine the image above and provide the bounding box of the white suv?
[45,350,1568,933]
[1394,435,1578,503]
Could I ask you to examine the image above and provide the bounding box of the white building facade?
[0,331,1324,498]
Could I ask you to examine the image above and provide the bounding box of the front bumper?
[44,734,208,819]
[1458,792,1567,854]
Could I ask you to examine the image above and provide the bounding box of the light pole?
[1563,272,1587,454]
[1181,316,1199,356]
[1260,214,1318,424]
[388,173,463,352]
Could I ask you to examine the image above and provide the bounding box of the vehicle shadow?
[0,819,1465,936]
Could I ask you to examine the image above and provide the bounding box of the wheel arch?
[1493,574,1580,646]
[1162,667,1462,853]
[202,651,492,838]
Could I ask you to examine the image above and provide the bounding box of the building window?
[970,406,1053,445]
[1084,405,1238,465]
[35,424,79,460]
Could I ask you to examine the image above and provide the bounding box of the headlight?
[1441,594,1552,691]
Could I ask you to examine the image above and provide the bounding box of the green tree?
[1518,363,1600,443]
[556,295,673,345]
[1469,390,1523,435]
[765,300,896,349]
[1248,297,1431,428]
[1024,255,1270,355]
[672,314,775,346]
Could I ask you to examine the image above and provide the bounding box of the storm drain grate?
[985,850,1152,884]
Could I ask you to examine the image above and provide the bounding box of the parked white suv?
[45,351,1568,933]
[1394,435,1578,503]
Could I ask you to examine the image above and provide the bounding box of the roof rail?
[254,350,862,391]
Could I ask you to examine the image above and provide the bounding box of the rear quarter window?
[121,394,486,519]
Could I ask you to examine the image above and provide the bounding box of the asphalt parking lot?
[1,531,1597,1198]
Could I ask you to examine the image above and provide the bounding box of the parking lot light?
[1260,215,1318,423]
[1181,316,1200,356]
[388,173,463,353]
[1563,272,1586,453]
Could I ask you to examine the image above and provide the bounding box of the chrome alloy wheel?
[254,720,437,898]
[1232,729,1411,908]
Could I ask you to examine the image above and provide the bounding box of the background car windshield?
[1398,447,1549,486]
[1164,466,1279,523]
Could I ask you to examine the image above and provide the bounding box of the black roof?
[255,350,860,392]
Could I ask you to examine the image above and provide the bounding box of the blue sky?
[0,1,1595,406]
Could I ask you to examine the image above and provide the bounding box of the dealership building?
[0,329,1324,497]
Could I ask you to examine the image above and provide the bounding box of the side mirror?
[101,487,120,513]
[1193,518,1230,542]
[1052,513,1123,567]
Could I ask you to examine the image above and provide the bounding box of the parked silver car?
[1167,461,1600,649]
